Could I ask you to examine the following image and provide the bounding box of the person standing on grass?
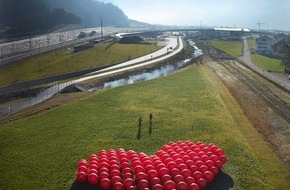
[149,113,153,136]
[137,117,142,140]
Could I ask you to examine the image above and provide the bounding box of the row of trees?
[0,0,81,35]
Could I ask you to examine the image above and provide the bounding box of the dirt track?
[202,46,290,168]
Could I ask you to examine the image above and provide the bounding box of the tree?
[279,42,290,74]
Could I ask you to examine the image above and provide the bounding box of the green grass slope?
[210,40,243,57]
[0,43,160,87]
[0,65,289,189]
[251,54,283,72]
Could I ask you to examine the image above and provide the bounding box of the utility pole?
[1,48,3,66]
[29,38,32,56]
[101,17,103,38]
[257,21,266,31]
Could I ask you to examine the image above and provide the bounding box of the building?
[210,27,251,39]
[255,36,273,55]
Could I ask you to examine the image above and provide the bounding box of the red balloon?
[215,149,224,156]
[152,184,164,190]
[113,182,124,190]
[99,167,109,174]
[77,171,87,183]
[150,177,161,187]
[189,165,198,173]
[135,172,147,183]
[137,179,150,189]
[124,178,134,188]
[110,164,120,171]
[88,168,98,175]
[185,160,194,168]
[201,155,210,163]
[167,161,178,170]
[181,169,192,178]
[145,165,155,172]
[78,160,88,168]
[132,161,143,169]
[198,165,209,174]
[111,176,122,185]
[99,172,110,179]
[178,163,188,171]
[156,164,167,171]
[203,171,214,183]
[175,158,184,166]
[90,164,99,171]
[185,176,195,186]
[214,160,223,169]
[127,186,137,190]
[110,170,121,178]
[210,155,219,163]
[170,168,181,178]
[219,155,227,164]
[164,180,176,190]
[188,183,199,190]
[100,178,111,190]
[123,172,133,179]
[192,171,203,180]
[123,167,132,175]
[134,165,145,174]
[121,162,130,169]
[100,162,110,169]
[210,166,219,176]
[90,160,98,166]
[88,173,99,185]
[195,161,204,168]
[78,165,88,174]
[196,178,207,189]
[177,181,189,190]
[161,174,172,184]
[205,160,214,168]
[147,169,159,180]
[174,174,185,184]
[158,167,170,177]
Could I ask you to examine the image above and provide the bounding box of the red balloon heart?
[75,141,227,190]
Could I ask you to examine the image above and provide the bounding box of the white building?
[212,27,251,39]
[255,36,273,55]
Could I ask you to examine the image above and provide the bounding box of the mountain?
[0,0,81,35]
[42,0,130,27]
[0,0,131,36]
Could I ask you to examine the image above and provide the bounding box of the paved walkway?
[238,38,290,92]
[0,36,183,116]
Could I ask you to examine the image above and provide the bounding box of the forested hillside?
[43,0,130,27]
[0,0,130,36]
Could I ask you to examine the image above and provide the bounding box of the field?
[209,40,243,57]
[251,54,283,72]
[0,43,160,87]
[0,65,289,189]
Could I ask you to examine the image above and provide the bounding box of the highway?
[0,36,183,115]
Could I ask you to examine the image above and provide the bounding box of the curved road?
[0,36,183,115]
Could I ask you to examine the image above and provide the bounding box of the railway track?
[219,60,290,124]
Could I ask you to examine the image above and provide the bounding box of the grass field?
[247,39,283,72]
[0,65,289,189]
[210,40,243,57]
[0,43,160,87]
[251,54,283,72]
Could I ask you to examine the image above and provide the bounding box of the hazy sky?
[101,0,290,31]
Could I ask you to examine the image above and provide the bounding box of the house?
[255,36,273,55]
